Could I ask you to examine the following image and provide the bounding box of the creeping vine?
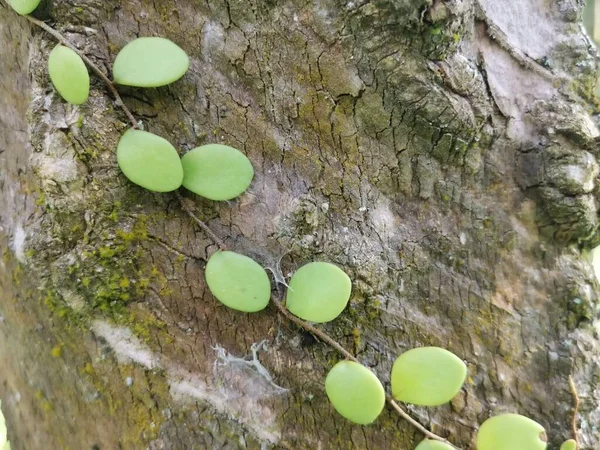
[4,2,583,450]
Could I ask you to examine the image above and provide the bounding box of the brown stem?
[176,191,227,250]
[23,15,139,129]
[269,294,460,450]
[269,294,355,360]
[569,375,580,448]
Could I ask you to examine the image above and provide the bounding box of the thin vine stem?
[23,14,139,129]
[19,6,458,448]
[176,191,228,250]
[269,294,460,449]
[569,375,580,448]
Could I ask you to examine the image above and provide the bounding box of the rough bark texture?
[1,0,600,449]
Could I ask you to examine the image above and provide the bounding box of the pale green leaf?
[48,45,90,105]
[286,262,351,323]
[0,400,8,450]
[476,414,547,450]
[8,0,40,15]
[116,129,183,192]
[181,144,254,201]
[325,361,385,425]
[205,251,271,312]
[560,439,577,450]
[113,37,189,87]
[391,347,466,406]
[415,440,455,450]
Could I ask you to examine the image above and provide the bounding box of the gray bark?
[1,0,600,448]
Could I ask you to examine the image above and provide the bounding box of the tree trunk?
[1,0,599,448]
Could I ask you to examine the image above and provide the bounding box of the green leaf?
[8,0,40,15]
[560,439,577,450]
[116,129,183,192]
[181,144,254,201]
[325,361,385,425]
[0,399,8,450]
[391,347,466,406]
[205,251,271,312]
[48,45,90,105]
[477,414,547,450]
[113,37,189,87]
[415,440,455,450]
[286,262,351,323]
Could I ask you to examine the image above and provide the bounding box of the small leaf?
[116,129,183,192]
[560,439,577,450]
[391,347,466,406]
[415,440,455,450]
[477,414,547,450]
[0,399,8,450]
[113,37,189,87]
[286,262,351,323]
[48,45,90,105]
[205,251,271,312]
[8,0,40,15]
[325,361,385,425]
[181,144,254,201]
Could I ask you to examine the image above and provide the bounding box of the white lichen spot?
[92,321,161,369]
[369,198,396,238]
[31,132,81,185]
[459,232,467,245]
[202,21,225,58]
[12,224,26,263]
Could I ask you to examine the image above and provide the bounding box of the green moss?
[352,328,361,354]
[50,345,62,358]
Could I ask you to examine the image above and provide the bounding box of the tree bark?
[1,0,599,448]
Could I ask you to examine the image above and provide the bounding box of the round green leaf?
[181,144,254,201]
[415,440,455,450]
[113,37,189,87]
[48,45,90,105]
[560,439,577,450]
[0,399,8,450]
[391,347,467,406]
[286,262,351,323]
[325,361,385,425]
[205,251,271,312]
[116,129,183,192]
[477,414,547,450]
[8,0,40,14]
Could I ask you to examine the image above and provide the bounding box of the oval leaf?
[391,347,466,406]
[113,37,189,87]
[48,45,90,105]
[477,414,547,450]
[0,399,7,449]
[286,262,351,323]
[560,440,577,450]
[415,440,455,450]
[325,361,385,425]
[181,144,254,201]
[9,0,40,15]
[116,129,183,192]
[205,251,271,312]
